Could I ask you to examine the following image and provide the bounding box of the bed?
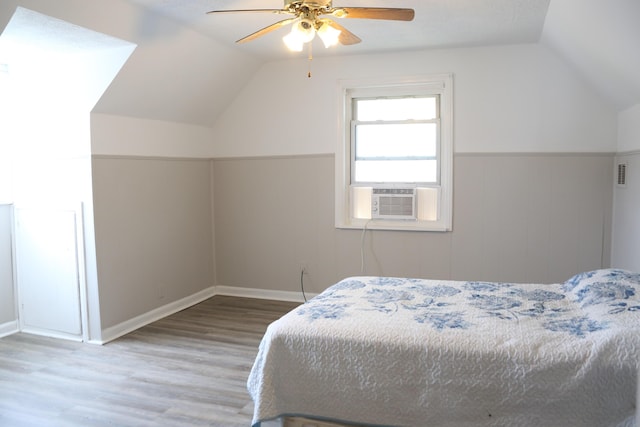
[248,269,640,427]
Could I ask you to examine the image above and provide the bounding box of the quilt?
[248,269,640,427]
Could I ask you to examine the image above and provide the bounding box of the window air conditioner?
[371,187,416,220]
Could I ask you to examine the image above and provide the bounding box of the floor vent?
[617,163,627,187]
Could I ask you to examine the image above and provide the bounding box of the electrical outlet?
[299,261,309,275]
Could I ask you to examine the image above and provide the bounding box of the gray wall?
[92,157,214,329]
[213,153,613,294]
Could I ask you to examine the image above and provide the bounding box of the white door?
[15,205,83,340]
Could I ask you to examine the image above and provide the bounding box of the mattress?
[248,269,640,427]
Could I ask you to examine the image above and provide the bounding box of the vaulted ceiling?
[125,0,551,58]
[1,0,639,127]
[541,0,640,111]
[124,0,640,113]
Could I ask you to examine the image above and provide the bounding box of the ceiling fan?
[206,0,415,52]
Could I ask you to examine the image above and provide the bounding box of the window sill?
[336,218,451,232]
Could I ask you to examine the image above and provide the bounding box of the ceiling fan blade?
[206,9,287,15]
[332,7,415,21]
[235,18,298,44]
[326,20,361,45]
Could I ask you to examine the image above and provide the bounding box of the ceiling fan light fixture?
[283,18,316,51]
[295,18,316,43]
[317,21,341,48]
[208,2,415,52]
[283,30,305,51]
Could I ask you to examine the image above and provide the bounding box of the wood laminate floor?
[0,296,300,427]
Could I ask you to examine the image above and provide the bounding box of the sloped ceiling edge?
[540,0,640,112]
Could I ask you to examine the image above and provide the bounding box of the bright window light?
[356,97,437,121]
[352,96,439,184]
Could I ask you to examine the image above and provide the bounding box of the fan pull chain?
[307,42,313,78]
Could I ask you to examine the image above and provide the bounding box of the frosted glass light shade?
[295,19,316,43]
[317,22,340,48]
[283,19,315,51]
[283,30,304,51]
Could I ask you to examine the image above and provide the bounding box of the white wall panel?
[0,204,15,329]
[612,153,640,272]
[14,205,83,340]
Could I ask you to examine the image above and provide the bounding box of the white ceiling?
[125,0,551,59]
[0,6,133,54]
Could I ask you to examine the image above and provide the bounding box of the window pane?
[356,97,437,121]
[354,159,437,183]
[355,123,436,159]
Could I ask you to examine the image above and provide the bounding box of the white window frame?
[335,74,453,232]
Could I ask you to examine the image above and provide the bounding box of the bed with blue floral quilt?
[248,269,640,427]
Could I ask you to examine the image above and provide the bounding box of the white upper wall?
[212,43,617,157]
[540,0,640,153]
[91,113,213,158]
[618,104,640,153]
[540,0,640,113]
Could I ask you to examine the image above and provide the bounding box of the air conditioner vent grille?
[379,197,414,216]
[617,163,627,187]
[372,187,416,220]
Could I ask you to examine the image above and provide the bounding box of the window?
[352,96,439,184]
[335,75,453,231]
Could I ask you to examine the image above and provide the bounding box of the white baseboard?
[5,286,310,345]
[98,286,216,344]
[90,285,313,345]
[19,326,83,342]
[215,285,317,303]
[0,320,18,338]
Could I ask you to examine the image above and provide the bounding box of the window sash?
[353,159,438,183]
[351,110,441,185]
[353,121,438,159]
[355,156,437,161]
[354,96,439,121]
